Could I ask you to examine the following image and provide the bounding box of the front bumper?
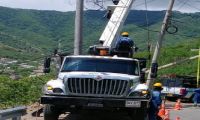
[41,95,150,109]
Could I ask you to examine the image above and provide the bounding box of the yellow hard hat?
[153,82,162,87]
[121,32,129,36]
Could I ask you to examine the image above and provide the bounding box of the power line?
[185,1,200,11]
[175,0,188,11]
[177,0,200,11]
[134,0,157,7]
[133,24,200,39]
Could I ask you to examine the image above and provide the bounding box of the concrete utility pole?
[146,0,175,89]
[74,0,84,55]
[197,48,200,88]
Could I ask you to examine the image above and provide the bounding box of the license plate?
[167,93,173,96]
[87,103,103,107]
[125,101,141,108]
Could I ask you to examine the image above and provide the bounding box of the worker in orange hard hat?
[149,82,163,120]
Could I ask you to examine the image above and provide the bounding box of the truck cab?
[41,55,150,120]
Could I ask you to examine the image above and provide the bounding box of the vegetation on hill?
[0,7,200,108]
[158,39,200,76]
[135,38,200,76]
[0,38,199,109]
[0,6,200,58]
[0,74,54,109]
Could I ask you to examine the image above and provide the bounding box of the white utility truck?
[41,0,150,120]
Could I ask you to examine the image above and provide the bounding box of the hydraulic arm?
[99,0,136,49]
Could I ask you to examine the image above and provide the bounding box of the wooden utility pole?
[146,0,175,89]
[74,0,84,55]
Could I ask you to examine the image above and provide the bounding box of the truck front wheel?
[44,104,60,120]
[129,109,148,120]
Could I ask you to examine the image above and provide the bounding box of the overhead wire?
[144,0,152,60]
[84,0,200,52]
[133,24,200,39]
[184,1,200,11]
[177,0,200,11]
[175,0,189,11]
[133,0,157,7]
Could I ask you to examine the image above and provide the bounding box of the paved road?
[169,105,200,120]
[163,101,200,120]
[23,110,132,120]
[22,102,200,120]
[63,111,132,120]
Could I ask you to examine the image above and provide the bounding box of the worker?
[114,32,134,57]
[149,82,163,120]
[193,88,200,107]
[135,73,147,91]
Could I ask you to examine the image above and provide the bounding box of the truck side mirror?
[150,63,158,78]
[43,57,51,73]
[135,58,147,71]
[140,70,146,83]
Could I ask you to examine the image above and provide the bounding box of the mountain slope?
[0,6,200,59]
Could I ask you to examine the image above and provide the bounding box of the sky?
[0,0,200,13]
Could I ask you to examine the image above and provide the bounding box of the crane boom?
[99,0,136,48]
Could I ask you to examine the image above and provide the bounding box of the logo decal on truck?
[94,75,103,81]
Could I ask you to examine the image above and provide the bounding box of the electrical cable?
[144,0,151,60]
[185,2,200,11]
[133,0,157,7]
[133,24,200,39]
[177,0,200,11]
[175,0,188,12]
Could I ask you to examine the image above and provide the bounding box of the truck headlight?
[129,90,149,97]
[44,85,64,94]
[47,86,53,90]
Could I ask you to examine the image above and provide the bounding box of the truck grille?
[67,78,128,96]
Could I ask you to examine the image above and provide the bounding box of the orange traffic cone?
[158,103,166,118]
[174,99,182,110]
[175,117,180,120]
[164,110,170,120]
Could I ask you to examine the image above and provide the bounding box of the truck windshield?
[61,57,139,75]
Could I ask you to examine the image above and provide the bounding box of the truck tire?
[44,104,60,120]
[129,109,148,120]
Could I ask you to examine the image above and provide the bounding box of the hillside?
[0,6,200,108]
[0,37,199,109]
[0,6,200,78]
[135,38,200,76]
[0,6,200,58]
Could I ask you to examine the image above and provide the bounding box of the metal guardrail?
[0,106,26,120]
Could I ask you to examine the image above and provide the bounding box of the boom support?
[99,0,136,48]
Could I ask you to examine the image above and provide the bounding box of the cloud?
[0,0,199,13]
[0,0,76,11]
[132,0,200,13]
